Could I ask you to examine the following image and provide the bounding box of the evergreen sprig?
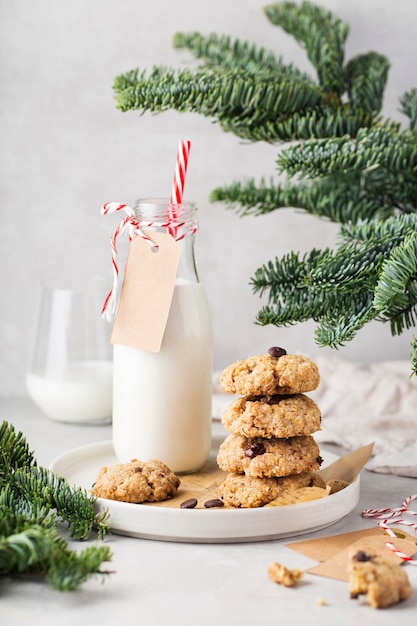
[210,171,396,222]
[400,88,417,132]
[0,421,112,591]
[114,66,323,126]
[172,32,312,82]
[263,1,349,95]
[277,126,417,177]
[253,214,417,352]
[345,52,390,114]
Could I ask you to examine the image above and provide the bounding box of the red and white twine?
[100,199,197,321]
[101,140,193,321]
[362,494,417,565]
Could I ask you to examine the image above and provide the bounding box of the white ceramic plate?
[50,441,360,543]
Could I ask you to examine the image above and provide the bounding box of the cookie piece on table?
[348,547,412,609]
[219,353,320,396]
[217,434,323,478]
[222,393,321,439]
[93,459,180,504]
[219,472,323,508]
[267,562,304,587]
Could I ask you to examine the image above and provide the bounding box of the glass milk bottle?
[112,199,212,473]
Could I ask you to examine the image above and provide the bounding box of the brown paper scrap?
[317,442,374,484]
[111,231,180,352]
[306,535,417,581]
[286,527,417,563]
[265,485,331,507]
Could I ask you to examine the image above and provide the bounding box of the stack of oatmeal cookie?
[217,347,324,508]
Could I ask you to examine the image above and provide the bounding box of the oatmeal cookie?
[93,458,180,504]
[348,547,412,608]
[219,353,320,396]
[221,393,321,438]
[217,434,322,478]
[219,472,323,508]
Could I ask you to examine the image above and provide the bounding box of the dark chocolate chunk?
[204,498,224,508]
[180,498,198,509]
[268,346,287,358]
[244,441,266,458]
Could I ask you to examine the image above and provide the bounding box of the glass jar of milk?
[26,278,113,424]
[112,199,212,474]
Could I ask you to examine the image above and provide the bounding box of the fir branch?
[218,103,374,142]
[264,1,348,95]
[314,292,376,348]
[400,88,417,133]
[0,518,112,592]
[11,466,110,541]
[0,421,36,483]
[113,66,323,125]
[345,52,390,114]
[0,422,112,591]
[0,522,62,573]
[172,32,313,82]
[373,233,417,311]
[306,239,397,289]
[411,335,417,376]
[339,213,417,245]
[277,126,417,178]
[251,248,331,296]
[210,171,395,222]
[210,177,309,216]
[46,544,113,592]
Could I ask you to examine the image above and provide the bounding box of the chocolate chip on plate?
[268,346,287,358]
[180,498,198,509]
[204,499,224,509]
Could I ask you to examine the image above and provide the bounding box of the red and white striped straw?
[169,139,191,237]
[170,139,191,205]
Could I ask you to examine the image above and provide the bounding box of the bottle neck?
[134,198,200,283]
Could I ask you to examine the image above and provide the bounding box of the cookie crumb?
[267,562,304,587]
[316,597,327,606]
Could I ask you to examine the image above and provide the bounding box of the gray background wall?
[1,0,416,396]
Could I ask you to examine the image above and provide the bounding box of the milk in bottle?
[112,199,212,473]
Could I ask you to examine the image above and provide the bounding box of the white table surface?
[1,397,416,626]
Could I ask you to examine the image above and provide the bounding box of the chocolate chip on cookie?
[268,346,287,358]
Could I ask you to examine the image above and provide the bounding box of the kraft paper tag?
[111,231,180,352]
